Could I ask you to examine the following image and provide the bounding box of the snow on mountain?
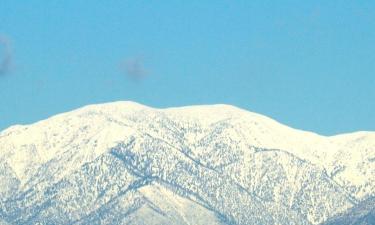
[0,101,374,224]
[322,197,375,225]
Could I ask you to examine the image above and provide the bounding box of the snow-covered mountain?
[322,197,375,225]
[0,101,374,225]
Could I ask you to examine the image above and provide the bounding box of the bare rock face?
[0,101,374,225]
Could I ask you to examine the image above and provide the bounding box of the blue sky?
[0,1,374,135]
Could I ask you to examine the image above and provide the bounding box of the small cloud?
[0,35,13,76]
[120,56,148,81]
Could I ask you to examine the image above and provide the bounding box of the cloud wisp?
[0,35,12,76]
[120,56,148,81]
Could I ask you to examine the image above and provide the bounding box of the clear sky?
[0,1,374,135]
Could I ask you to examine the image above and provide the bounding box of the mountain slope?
[0,101,374,225]
[322,197,375,225]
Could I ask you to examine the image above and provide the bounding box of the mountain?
[0,101,374,225]
[322,197,375,225]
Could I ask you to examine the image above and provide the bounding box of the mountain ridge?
[2,101,372,139]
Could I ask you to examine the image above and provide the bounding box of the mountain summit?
[0,101,374,225]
